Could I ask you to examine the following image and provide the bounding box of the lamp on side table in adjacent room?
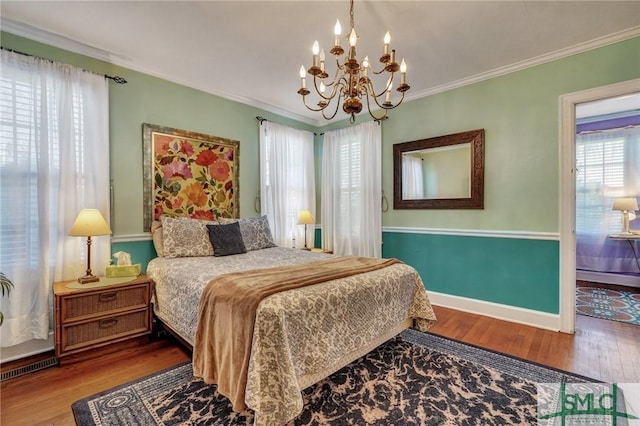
[297,210,315,250]
[69,209,112,283]
[612,197,639,235]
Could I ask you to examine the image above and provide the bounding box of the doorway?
[559,78,640,333]
[574,94,640,325]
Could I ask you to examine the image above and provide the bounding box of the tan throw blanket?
[192,256,401,412]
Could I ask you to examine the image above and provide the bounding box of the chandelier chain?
[350,0,355,31]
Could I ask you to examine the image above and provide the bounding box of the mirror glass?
[393,129,484,209]
[402,143,471,200]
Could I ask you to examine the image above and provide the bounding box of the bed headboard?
[142,123,240,232]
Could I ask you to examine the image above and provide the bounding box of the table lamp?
[69,209,112,283]
[612,197,639,235]
[297,210,314,250]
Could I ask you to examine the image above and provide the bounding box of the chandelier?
[297,0,410,123]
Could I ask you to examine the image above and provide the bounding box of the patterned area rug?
[576,286,640,325]
[72,330,594,426]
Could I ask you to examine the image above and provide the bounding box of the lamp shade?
[297,210,315,225]
[612,197,639,212]
[69,209,112,237]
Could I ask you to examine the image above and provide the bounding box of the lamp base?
[301,247,311,251]
[78,274,99,284]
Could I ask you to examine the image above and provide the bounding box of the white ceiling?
[2,1,639,126]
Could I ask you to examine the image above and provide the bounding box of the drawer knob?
[98,292,117,302]
[99,318,118,328]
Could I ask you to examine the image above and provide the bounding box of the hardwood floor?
[430,306,640,383]
[2,306,638,426]
[1,339,191,426]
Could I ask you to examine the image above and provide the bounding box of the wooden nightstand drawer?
[54,276,154,361]
[60,308,150,353]
[60,284,150,322]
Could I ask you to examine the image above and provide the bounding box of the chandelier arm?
[366,83,406,111]
[321,94,343,120]
[302,96,334,112]
[385,91,407,110]
[372,89,407,111]
[371,67,392,76]
[364,92,389,121]
[364,74,395,100]
[312,75,341,101]
[318,62,344,89]
[336,75,351,97]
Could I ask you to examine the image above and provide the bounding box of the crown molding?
[0,17,321,127]
[3,17,638,128]
[404,26,640,103]
[1,17,132,63]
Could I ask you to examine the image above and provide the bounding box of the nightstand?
[608,233,640,271]
[53,275,153,362]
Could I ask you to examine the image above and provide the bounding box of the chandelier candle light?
[298,0,410,123]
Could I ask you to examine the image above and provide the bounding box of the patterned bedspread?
[147,247,436,426]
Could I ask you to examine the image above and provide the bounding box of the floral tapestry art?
[143,124,239,231]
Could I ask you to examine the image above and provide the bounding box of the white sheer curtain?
[259,120,315,248]
[321,121,382,257]
[402,155,424,199]
[0,50,110,347]
[576,126,640,273]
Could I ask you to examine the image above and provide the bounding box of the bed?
[146,216,436,426]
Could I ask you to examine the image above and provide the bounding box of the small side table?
[608,233,640,271]
[54,275,153,362]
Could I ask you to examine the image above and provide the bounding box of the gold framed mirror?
[393,129,484,209]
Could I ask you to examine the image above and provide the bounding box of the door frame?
[558,78,640,333]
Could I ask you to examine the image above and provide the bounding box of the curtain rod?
[256,116,323,136]
[256,115,385,136]
[1,47,128,84]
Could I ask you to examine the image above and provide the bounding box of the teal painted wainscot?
[382,230,560,314]
[111,240,157,273]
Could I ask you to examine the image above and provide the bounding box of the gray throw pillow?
[206,222,247,256]
[218,215,277,251]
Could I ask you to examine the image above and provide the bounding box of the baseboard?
[427,291,561,332]
[576,270,640,288]
[0,333,54,364]
[1,354,58,382]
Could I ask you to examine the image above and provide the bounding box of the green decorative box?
[106,264,141,278]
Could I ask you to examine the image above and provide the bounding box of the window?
[576,129,639,235]
[0,50,110,347]
[321,121,381,257]
[259,121,315,248]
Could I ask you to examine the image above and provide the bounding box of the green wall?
[3,30,639,316]
[1,31,315,237]
[380,37,640,232]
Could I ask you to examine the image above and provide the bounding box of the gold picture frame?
[142,123,240,232]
